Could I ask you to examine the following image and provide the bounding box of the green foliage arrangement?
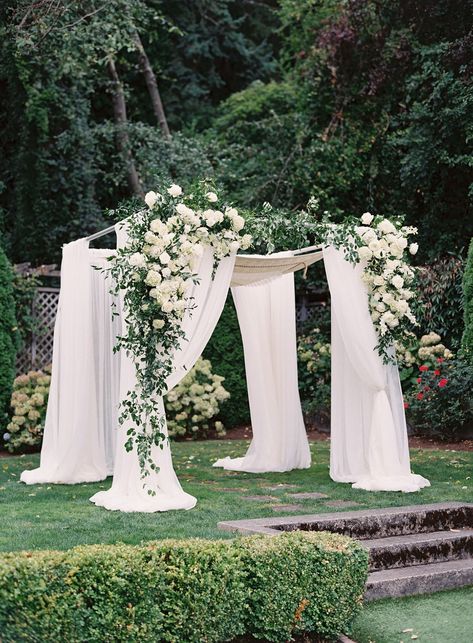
[297,328,331,420]
[164,357,229,439]
[203,296,250,427]
[4,368,51,453]
[412,255,465,350]
[11,271,41,352]
[0,532,368,642]
[461,238,473,361]
[406,358,473,440]
[0,243,17,424]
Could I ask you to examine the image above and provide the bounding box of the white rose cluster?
[110,183,252,482]
[165,357,229,438]
[132,185,252,331]
[356,212,418,343]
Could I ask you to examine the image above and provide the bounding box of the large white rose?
[396,236,408,250]
[129,253,147,268]
[145,270,162,287]
[396,299,409,314]
[144,231,159,245]
[167,184,183,197]
[150,219,168,235]
[391,275,404,290]
[231,214,245,232]
[203,209,217,227]
[145,191,162,209]
[361,212,374,225]
[153,319,165,330]
[161,300,174,313]
[377,219,397,235]
[357,246,373,261]
[159,251,171,265]
[373,275,384,286]
[206,191,218,202]
[176,203,190,216]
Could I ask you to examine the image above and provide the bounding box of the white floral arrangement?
[165,357,229,439]
[355,212,418,355]
[306,201,419,361]
[107,181,251,490]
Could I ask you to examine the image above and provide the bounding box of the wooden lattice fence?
[15,273,328,374]
[16,286,60,374]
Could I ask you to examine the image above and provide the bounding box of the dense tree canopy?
[0,0,471,264]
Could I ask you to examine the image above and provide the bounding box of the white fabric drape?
[214,261,311,473]
[324,246,430,492]
[21,241,118,484]
[90,225,236,512]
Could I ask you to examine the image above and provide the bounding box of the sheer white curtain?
[324,246,430,492]
[90,224,236,512]
[21,241,118,484]
[214,262,311,473]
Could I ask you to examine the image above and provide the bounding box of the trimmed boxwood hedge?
[0,532,368,643]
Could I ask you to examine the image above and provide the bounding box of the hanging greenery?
[106,180,251,491]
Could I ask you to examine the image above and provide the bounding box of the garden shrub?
[0,243,18,424]
[0,532,368,643]
[4,368,51,452]
[412,255,465,350]
[297,328,331,422]
[164,357,229,439]
[461,238,473,361]
[406,357,473,440]
[397,331,454,390]
[203,295,250,427]
[240,531,368,642]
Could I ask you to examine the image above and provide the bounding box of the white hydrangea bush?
[397,331,454,369]
[165,357,229,439]
[4,368,51,452]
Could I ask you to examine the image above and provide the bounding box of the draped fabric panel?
[21,242,118,484]
[90,225,236,512]
[214,259,311,473]
[324,246,430,492]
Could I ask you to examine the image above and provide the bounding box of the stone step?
[365,528,473,571]
[282,502,473,540]
[365,558,473,601]
[218,502,473,538]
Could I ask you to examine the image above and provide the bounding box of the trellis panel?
[16,287,59,374]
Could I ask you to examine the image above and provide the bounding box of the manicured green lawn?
[352,587,473,643]
[1,439,471,552]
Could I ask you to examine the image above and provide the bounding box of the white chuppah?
[20,224,429,511]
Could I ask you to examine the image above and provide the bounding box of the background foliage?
[0,0,472,434]
[0,243,17,424]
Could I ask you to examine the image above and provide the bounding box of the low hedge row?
[0,531,368,642]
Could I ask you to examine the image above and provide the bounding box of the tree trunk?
[107,57,144,198]
[133,30,171,140]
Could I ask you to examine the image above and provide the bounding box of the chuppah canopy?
[20,223,429,512]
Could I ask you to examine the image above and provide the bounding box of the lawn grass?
[351,586,473,642]
[1,439,472,552]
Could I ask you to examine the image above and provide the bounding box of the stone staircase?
[218,502,473,600]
